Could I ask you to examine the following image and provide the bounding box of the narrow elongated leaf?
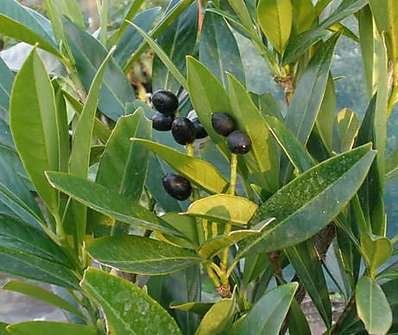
[334,108,359,152]
[228,74,278,191]
[153,3,197,92]
[10,48,59,214]
[81,268,182,335]
[64,20,135,121]
[0,0,58,55]
[356,276,392,335]
[199,12,245,87]
[131,139,228,194]
[6,321,96,335]
[238,144,375,256]
[186,194,258,225]
[170,302,213,316]
[87,236,201,275]
[0,57,14,120]
[257,0,293,54]
[291,0,316,35]
[3,280,84,318]
[358,5,374,95]
[231,283,298,334]
[46,172,179,236]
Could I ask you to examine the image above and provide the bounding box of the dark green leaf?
[0,57,14,120]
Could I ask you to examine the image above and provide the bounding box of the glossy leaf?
[6,321,96,335]
[238,144,375,256]
[0,0,58,55]
[46,172,179,236]
[87,235,201,275]
[356,276,392,335]
[199,12,245,87]
[81,268,182,335]
[257,0,293,54]
[196,294,236,335]
[186,194,258,226]
[3,280,84,318]
[361,234,393,278]
[228,74,278,192]
[10,48,59,214]
[64,20,135,121]
[231,283,298,334]
[153,3,197,92]
[130,139,228,194]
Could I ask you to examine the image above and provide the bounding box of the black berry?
[152,90,179,115]
[171,117,196,145]
[211,112,236,136]
[162,174,192,201]
[227,131,252,155]
[152,112,174,131]
[192,118,208,139]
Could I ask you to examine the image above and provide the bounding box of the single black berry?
[192,118,208,139]
[171,117,196,145]
[152,112,174,131]
[211,112,236,136]
[162,174,192,201]
[152,90,179,115]
[227,131,252,155]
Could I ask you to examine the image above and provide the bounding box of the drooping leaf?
[87,235,201,275]
[356,276,392,335]
[199,11,245,87]
[10,48,59,215]
[3,280,84,318]
[257,0,293,54]
[231,283,298,334]
[237,144,375,257]
[81,268,182,335]
[186,194,258,226]
[130,139,228,194]
[64,20,135,121]
[46,172,179,236]
[6,321,96,335]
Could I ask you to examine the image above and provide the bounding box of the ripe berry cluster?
[151,90,252,201]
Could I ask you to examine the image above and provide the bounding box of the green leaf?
[81,268,182,335]
[170,302,213,316]
[127,21,188,91]
[361,234,393,278]
[196,293,236,335]
[161,212,199,246]
[358,5,374,96]
[231,283,298,334]
[6,321,96,335]
[228,74,279,191]
[199,11,245,87]
[130,139,228,194]
[186,194,258,226]
[0,57,14,120]
[46,172,179,236]
[87,235,202,275]
[238,144,375,256]
[10,48,59,214]
[356,276,392,335]
[334,108,359,152]
[64,20,135,121]
[0,0,58,55]
[0,215,79,289]
[3,280,84,318]
[283,0,367,64]
[153,3,197,92]
[291,0,316,35]
[114,7,160,68]
[257,0,293,54]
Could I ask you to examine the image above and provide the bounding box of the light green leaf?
[170,302,213,316]
[238,144,375,257]
[356,276,392,335]
[10,48,59,214]
[81,268,182,335]
[257,0,293,54]
[335,108,359,152]
[3,280,84,318]
[231,283,298,334]
[130,139,228,194]
[6,321,96,335]
[361,234,393,278]
[161,212,199,247]
[196,294,236,335]
[46,172,179,236]
[87,235,202,275]
[186,194,258,226]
